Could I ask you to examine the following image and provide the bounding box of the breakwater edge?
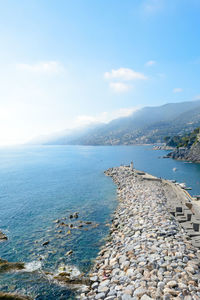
[81,165,200,299]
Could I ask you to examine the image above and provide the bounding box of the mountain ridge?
[31,99,200,145]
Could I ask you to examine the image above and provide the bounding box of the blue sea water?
[0,145,200,299]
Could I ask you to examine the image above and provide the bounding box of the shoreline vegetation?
[165,143,200,163]
[158,127,200,163]
[80,165,200,299]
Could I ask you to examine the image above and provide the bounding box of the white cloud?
[109,107,139,120]
[194,94,200,100]
[104,68,147,81]
[109,82,132,93]
[74,115,97,127]
[142,0,165,14]
[173,88,183,93]
[145,60,156,66]
[16,61,64,74]
[73,107,139,128]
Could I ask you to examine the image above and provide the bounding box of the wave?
[24,260,42,272]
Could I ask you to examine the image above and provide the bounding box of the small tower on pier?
[130,161,134,170]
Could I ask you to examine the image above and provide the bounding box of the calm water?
[0,145,200,299]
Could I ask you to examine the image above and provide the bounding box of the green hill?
[166,127,200,162]
[165,127,200,148]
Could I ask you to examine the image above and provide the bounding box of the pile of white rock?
[80,166,200,300]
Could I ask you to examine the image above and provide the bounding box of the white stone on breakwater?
[80,166,200,299]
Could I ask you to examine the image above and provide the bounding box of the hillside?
[166,127,200,162]
[165,128,200,148]
[67,100,200,145]
[33,100,200,145]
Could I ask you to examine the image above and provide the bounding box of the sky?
[0,0,200,145]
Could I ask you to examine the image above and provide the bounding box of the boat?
[169,179,176,183]
[177,183,192,190]
[179,182,186,188]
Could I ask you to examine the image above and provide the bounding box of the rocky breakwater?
[80,166,200,299]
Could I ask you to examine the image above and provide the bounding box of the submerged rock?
[0,231,7,241]
[53,219,60,224]
[54,264,90,288]
[42,241,50,246]
[0,233,24,275]
[0,258,24,274]
[0,292,32,300]
[65,250,73,256]
[69,212,79,219]
[54,274,90,286]
[59,222,68,226]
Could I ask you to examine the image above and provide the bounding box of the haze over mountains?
[32,100,200,146]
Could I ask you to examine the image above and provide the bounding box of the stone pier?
[80,166,200,299]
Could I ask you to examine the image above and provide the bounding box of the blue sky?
[0,0,200,144]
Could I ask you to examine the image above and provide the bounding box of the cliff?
[167,141,200,162]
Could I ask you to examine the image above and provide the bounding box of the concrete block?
[193,223,200,232]
[176,207,183,213]
[186,229,200,238]
[176,216,187,223]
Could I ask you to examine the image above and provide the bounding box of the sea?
[0,145,200,299]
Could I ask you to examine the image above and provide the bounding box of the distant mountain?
[29,123,104,145]
[68,100,200,145]
[31,100,200,145]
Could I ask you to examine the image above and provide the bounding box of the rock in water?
[0,291,32,299]
[65,250,73,256]
[42,241,49,246]
[0,258,24,274]
[73,212,79,218]
[0,231,7,241]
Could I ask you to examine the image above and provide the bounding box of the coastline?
[80,165,200,299]
[164,143,200,164]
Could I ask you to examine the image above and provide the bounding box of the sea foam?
[24,261,42,272]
